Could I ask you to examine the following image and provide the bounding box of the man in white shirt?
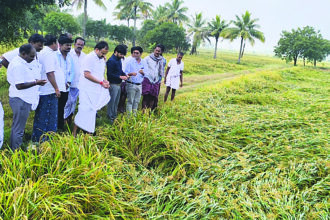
[7,44,47,150]
[32,35,65,142]
[0,34,45,68]
[164,52,184,102]
[73,41,110,136]
[57,34,74,130]
[64,37,86,125]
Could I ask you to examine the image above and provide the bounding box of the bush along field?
[0,62,328,219]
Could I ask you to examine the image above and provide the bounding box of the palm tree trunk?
[127,19,130,28]
[133,6,137,46]
[213,37,218,59]
[241,41,245,58]
[238,36,243,63]
[314,59,316,67]
[83,0,87,38]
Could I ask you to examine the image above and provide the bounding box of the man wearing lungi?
[142,45,165,110]
[73,41,110,136]
[164,52,184,102]
[32,35,65,142]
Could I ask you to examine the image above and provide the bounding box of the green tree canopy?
[142,22,189,53]
[274,26,330,66]
[0,0,68,45]
[108,25,134,44]
[43,12,81,37]
[85,19,110,42]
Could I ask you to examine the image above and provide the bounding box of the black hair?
[178,52,184,56]
[19,44,34,54]
[131,46,143,54]
[58,35,74,44]
[44,34,57,46]
[74,37,85,44]
[28,34,45,43]
[94,41,109,50]
[114,45,127,56]
[156,44,165,53]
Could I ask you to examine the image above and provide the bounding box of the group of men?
[0,33,185,151]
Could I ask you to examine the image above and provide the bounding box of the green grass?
[0,49,329,219]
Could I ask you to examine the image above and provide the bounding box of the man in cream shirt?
[7,44,46,150]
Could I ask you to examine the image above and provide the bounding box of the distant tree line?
[1,0,329,66]
[274,26,330,66]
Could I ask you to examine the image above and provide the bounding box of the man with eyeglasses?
[124,46,146,114]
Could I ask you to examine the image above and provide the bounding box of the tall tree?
[187,13,210,55]
[114,0,153,46]
[71,0,108,38]
[208,15,228,59]
[0,0,68,45]
[113,9,135,27]
[165,0,188,25]
[152,5,168,24]
[222,11,265,63]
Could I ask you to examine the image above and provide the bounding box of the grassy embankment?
[0,49,329,219]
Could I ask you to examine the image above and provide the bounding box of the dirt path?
[159,64,289,97]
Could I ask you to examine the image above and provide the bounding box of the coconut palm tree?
[71,0,108,38]
[187,13,210,55]
[221,11,265,63]
[113,9,135,27]
[114,0,153,46]
[165,0,188,25]
[208,15,228,59]
[152,5,169,24]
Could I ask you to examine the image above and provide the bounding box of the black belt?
[127,81,141,85]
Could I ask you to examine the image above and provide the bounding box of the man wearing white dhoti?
[164,52,184,102]
[73,41,110,136]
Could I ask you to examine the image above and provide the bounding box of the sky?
[69,0,330,55]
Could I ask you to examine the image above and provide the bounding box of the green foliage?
[108,25,134,44]
[85,19,109,42]
[114,0,154,46]
[0,0,68,45]
[43,11,81,36]
[142,22,189,52]
[274,26,330,66]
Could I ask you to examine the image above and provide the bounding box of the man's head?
[44,35,58,51]
[58,34,73,55]
[65,33,73,39]
[19,44,36,63]
[114,45,127,59]
[74,37,85,54]
[131,46,143,60]
[176,52,184,62]
[28,34,45,52]
[154,44,165,57]
[94,41,109,59]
